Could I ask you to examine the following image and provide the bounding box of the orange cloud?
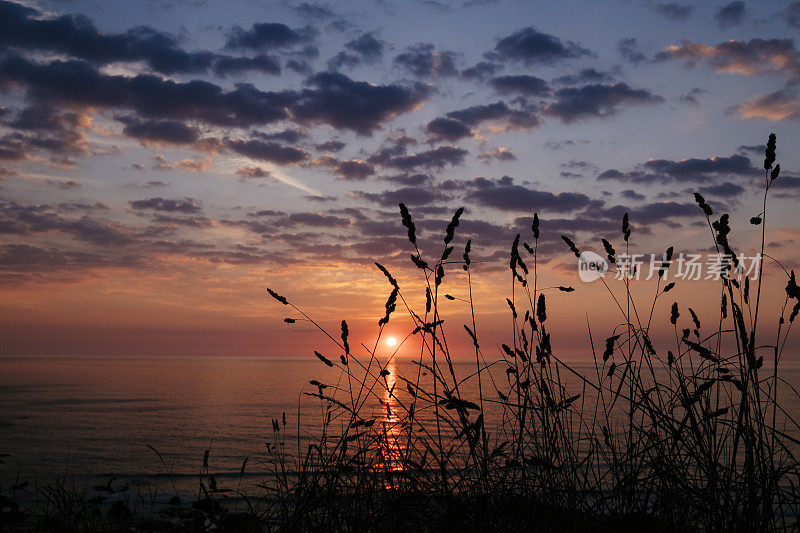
[733,90,800,121]
[153,155,215,172]
[658,39,800,82]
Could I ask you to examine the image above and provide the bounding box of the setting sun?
[386,336,397,347]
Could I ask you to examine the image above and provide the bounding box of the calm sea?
[2,356,800,501]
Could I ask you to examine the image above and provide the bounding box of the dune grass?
[254,133,800,531]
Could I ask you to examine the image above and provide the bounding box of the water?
[0,356,336,499]
[1,355,462,499]
[2,355,800,502]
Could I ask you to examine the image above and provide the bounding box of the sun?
[385,336,397,347]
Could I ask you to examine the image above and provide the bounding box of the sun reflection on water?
[378,359,405,482]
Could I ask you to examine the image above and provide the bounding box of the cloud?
[0,131,87,162]
[120,118,200,145]
[224,22,316,50]
[425,117,473,141]
[446,101,540,129]
[490,74,550,96]
[491,27,592,65]
[715,1,746,29]
[617,201,701,224]
[382,173,432,186]
[621,189,645,201]
[679,87,706,106]
[698,181,746,198]
[152,155,214,172]
[313,155,376,179]
[8,105,88,134]
[129,197,201,213]
[92,145,122,156]
[253,128,307,144]
[0,244,138,280]
[212,55,282,77]
[771,174,800,190]
[305,195,337,202]
[347,236,410,258]
[192,248,291,265]
[644,154,755,178]
[327,32,385,70]
[292,72,431,135]
[247,209,284,217]
[731,90,800,121]
[326,53,359,70]
[226,138,309,164]
[598,153,758,185]
[562,159,597,171]
[350,216,414,239]
[151,215,213,228]
[54,179,80,189]
[650,2,693,21]
[655,39,800,83]
[394,43,458,78]
[215,217,273,236]
[57,202,110,212]
[461,61,502,80]
[597,169,660,185]
[1,58,429,136]
[329,207,367,220]
[510,215,625,239]
[737,144,766,154]
[0,135,28,161]
[545,83,663,122]
[235,166,272,179]
[314,140,346,152]
[477,147,516,162]
[2,105,89,157]
[618,38,647,64]
[294,3,334,19]
[352,186,450,207]
[333,159,376,179]
[0,201,51,234]
[0,55,297,128]
[0,1,215,74]
[128,180,170,188]
[553,69,614,86]
[578,201,702,233]
[461,175,596,212]
[366,135,418,164]
[285,59,312,74]
[279,212,350,227]
[345,32,384,61]
[370,145,468,170]
[0,200,137,246]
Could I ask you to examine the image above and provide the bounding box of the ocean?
[3,355,800,503]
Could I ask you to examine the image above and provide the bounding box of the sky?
[1,0,800,358]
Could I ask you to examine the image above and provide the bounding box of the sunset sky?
[1,0,800,358]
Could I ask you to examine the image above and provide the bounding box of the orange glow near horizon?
[0,250,794,359]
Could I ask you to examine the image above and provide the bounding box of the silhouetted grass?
[254,133,800,531]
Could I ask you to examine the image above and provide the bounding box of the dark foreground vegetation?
[3,135,800,532]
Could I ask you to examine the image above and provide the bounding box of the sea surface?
[2,355,800,502]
